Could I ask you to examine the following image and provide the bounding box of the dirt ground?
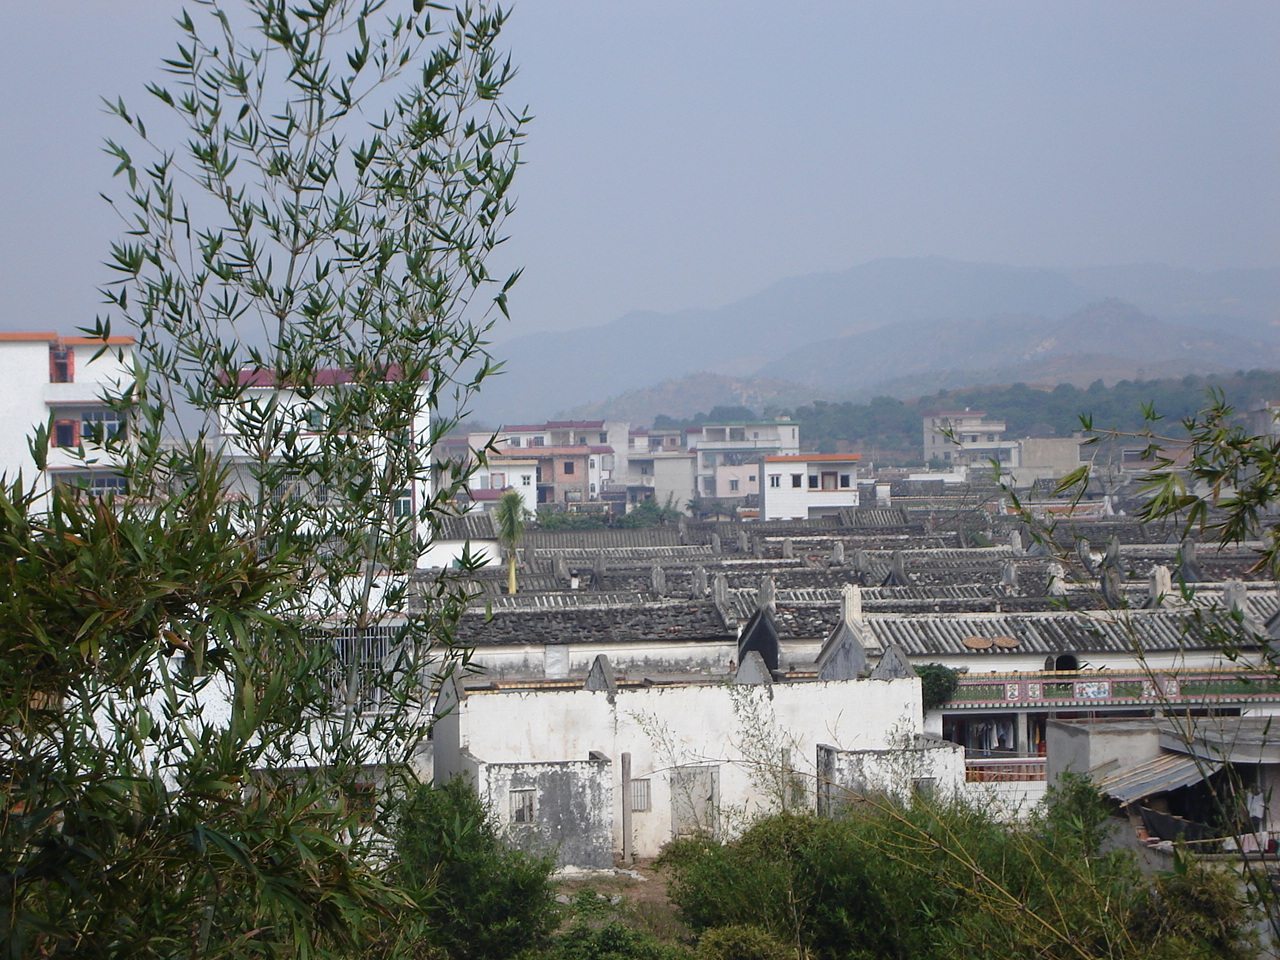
[556,857,688,943]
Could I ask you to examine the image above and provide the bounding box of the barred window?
[631,778,651,812]
[327,624,406,713]
[510,788,536,823]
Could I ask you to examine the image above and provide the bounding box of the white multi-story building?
[0,331,135,495]
[922,409,1019,466]
[688,419,800,500]
[759,454,862,520]
[216,366,435,551]
[466,458,538,516]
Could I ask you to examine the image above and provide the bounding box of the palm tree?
[495,490,525,595]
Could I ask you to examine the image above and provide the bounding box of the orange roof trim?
[0,332,135,345]
[764,453,861,463]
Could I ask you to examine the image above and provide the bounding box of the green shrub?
[392,778,559,960]
[695,925,794,960]
[660,799,1260,960]
[916,663,959,710]
[1129,860,1258,960]
[545,921,690,960]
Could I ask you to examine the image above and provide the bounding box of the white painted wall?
[761,458,861,520]
[465,639,739,681]
[417,537,500,571]
[216,380,434,549]
[0,335,135,494]
[963,778,1049,819]
[435,675,930,858]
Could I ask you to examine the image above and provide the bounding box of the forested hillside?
[647,370,1280,459]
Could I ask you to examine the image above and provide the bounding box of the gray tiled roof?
[454,597,732,646]
[524,527,685,550]
[862,608,1261,657]
[430,512,497,541]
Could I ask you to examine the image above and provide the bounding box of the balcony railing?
[950,668,1280,710]
[965,757,1046,782]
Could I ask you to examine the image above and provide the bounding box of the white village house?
[432,651,963,866]
[0,331,136,494]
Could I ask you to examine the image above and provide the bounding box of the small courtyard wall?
[437,675,931,860]
[476,757,614,869]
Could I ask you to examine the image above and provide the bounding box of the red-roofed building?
[458,419,631,508]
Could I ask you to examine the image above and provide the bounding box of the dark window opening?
[49,345,73,383]
[52,419,78,448]
[511,788,535,823]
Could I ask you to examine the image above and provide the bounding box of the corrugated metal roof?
[474,592,652,611]
[431,512,497,541]
[862,608,1260,657]
[1096,753,1221,804]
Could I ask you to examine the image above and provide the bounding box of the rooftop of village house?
[415,498,1280,664]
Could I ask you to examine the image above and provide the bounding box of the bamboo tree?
[2,3,525,956]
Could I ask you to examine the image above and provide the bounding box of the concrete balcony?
[949,668,1280,712]
[965,756,1046,782]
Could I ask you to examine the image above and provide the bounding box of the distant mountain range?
[475,258,1280,424]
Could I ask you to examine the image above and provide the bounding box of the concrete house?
[432,650,954,866]
[758,453,862,520]
[923,409,1017,467]
[0,331,136,495]
[688,419,800,501]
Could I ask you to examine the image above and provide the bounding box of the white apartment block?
[216,367,434,550]
[0,332,135,496]
[759,454,862,520]
[689,419,800,500]
[923,409,1017,466]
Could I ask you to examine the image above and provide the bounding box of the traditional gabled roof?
[735,650,774,685]
[862,607,1267,658]
[583,654,617,701]
[816,620,868,681]
[453,598,733,647]
[869,644,917,680]
[738,606,782,673]
[524,527,686,551]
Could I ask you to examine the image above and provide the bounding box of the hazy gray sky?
[1,2,1276,342]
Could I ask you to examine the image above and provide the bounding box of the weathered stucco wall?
[816,738,966,813]
[437,675,933,860]
[1045,718,1162,786]
[478,758,614,869]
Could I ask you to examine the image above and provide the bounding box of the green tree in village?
[1,2,524,957]
[660,785,1256,960]
[495,489,526,594]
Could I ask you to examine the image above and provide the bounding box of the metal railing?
[965,757,1047,782]
[950,668,1280,710]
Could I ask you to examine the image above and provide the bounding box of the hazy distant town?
[4,2,1279,959]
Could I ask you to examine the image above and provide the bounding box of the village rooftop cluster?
[6,331,1280,872]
